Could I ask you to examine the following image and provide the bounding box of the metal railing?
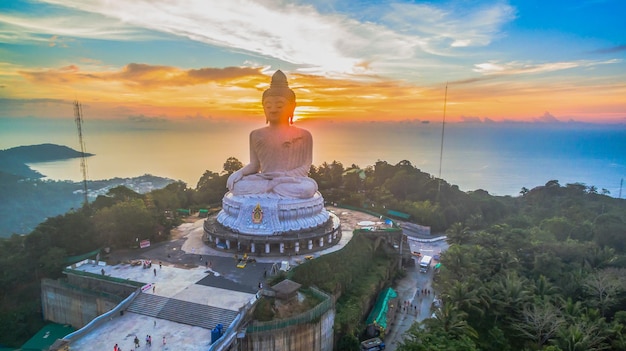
[246,287,333,333]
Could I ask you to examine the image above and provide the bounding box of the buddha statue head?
[262,70,296,124]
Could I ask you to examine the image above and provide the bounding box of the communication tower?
[437,83,448,200]
[74,100,89,207]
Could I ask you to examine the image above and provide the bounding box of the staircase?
[127,293,238,330]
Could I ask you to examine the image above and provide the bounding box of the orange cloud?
[11,63,626,123]
[18,64,266,88]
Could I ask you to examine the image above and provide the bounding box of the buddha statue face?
[262,70,296,125]
[263,95,295,125]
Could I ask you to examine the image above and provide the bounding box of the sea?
[1,117,625,198]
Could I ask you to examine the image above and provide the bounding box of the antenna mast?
[437,83,448,198]
[74,100,89,207]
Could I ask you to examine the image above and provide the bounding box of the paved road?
[384,235,448,351]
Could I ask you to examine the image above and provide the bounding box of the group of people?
[134,334,152,347]
[114,335,165,351]
[417,288,432,296]
[394,286,435,318]
[401,300,420,316]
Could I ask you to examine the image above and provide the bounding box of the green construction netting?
[63,248,101,264]
[387,210,410,219]
[20,323,75,351]
[365,287,398,331]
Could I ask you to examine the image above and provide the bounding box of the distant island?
[0,144,174,237]
[0,143,94,179]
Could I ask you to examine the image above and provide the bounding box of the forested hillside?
[0,143,93,179]
[1,157,624,350]
[398,181,626,351]
[0,174,174,237]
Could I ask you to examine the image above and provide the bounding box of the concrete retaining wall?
[243,308,335,351]
[41,271,141,329]
[41,279,121,328]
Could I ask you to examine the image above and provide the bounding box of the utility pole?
[74,100,89,207]
[437,83,448,201]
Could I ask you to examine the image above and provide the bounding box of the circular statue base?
[203,211,341,257]
[217,192,329,235]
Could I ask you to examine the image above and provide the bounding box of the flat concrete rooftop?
[65,207,384,351]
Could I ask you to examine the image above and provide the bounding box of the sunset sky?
[1,0,625,124]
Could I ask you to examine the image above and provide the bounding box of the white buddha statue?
[226,70,318,199]
[217,70,328,236]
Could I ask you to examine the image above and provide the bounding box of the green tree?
[152,181,191,209]
[106,185,143,201]
[520,187,529,196]
[432,303,478,339]
[553,320,611,351]
[92,199,155,247]
[445,222,472,245]
[534,275,559,302]
[194,170,227,205]
[398,317,479,351]
[222,156,243,174]
[39,247,67,278]
[442,278,487,318]
[489,273,532,328]
[336,333,359,351]
[342,164,364,192]
[540,217,574,241]
[592,214,626,253]
[384,170,420,201]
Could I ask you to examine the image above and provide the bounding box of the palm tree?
[429,303,478,340]
[489,273,532,326]
[437,245,480,283]
[534,275,559,302]
[583,246,616,270]
[442,279,486,318]
[445,222,471,245]
[559,297,585,322]
[519,187,529,196]
[553,321,611,351]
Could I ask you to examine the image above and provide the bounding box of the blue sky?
[0,0,624,123]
